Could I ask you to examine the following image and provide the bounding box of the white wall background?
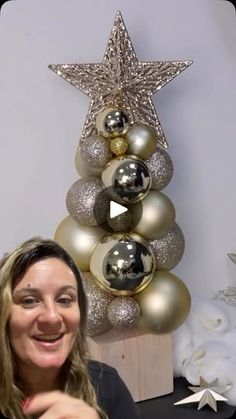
[0,0,235,299]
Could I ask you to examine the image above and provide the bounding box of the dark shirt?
[0,360,139,419]
[88,360,140,419]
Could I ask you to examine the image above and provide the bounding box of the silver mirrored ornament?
[102,155,151,204]
[96,108,129,138]
[90,233,155,296]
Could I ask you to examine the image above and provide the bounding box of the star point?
[49,11,192,148]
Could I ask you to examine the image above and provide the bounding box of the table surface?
[137,378,236,419]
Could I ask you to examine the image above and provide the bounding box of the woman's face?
[8,258,80,373]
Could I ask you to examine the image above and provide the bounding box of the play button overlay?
[93,187,142,233]
[110,201,128,219]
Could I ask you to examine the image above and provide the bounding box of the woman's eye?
[57,296,73,306]
[21,297,39,307]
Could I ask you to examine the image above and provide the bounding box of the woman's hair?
[0,237,107,419]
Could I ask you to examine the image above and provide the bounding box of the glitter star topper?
[174,377,230,412]
[49,11,192,148]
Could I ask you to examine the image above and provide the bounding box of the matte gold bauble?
[75,149,103,177]
[102,155,151,204]
[96,108,129,139]
[135,270,191,333]
[54,216,106,271]
[131,190,175,240]
[82,272,113,336]
[110,137,128,155]
[126,125,157,159]
[90,233,155,296]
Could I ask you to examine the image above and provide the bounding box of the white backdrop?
[0,0,236,298]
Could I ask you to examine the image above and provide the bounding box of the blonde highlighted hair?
[0,237,107,419]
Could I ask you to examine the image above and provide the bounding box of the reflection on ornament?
[90,233,155,296]
[110,137,128,156]
[132,190,175,240]
[135,270,191,333]
[96,108,129,138]
[102,155,151,204]
[150,223,185,270]
[66,177,104,226]
[126,125,157,159]
[145,147,173,191]
[80,135,112,168]
[82,272,113,336]
[54,216,106,271]
[75,149,103,177]
[107,297,140,328]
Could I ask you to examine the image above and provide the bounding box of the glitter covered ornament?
[80,135,113,168]
[145,147,173,191]
[66,177,104,226]
[82,272,113,336]
[107,297,140,328]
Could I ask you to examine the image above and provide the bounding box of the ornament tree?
[50,12,192,400]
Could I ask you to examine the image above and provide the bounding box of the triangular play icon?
[110,201,128,219]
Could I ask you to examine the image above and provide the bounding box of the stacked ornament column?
[55,106,190,336]
[51,11,192,338]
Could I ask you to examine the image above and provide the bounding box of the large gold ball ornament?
[75,149,103,177]
[66,177,104,226]
[131,190,176,240]
[102,155,151,204]
[90,233,155,296]
[110,137,128,156]
[126,125,157,159]
[82,272,113,336]
[150,223,185,270]
[80,135,113,168]
[96,108,129,138]
[107,297,140,328]
[135,270,191,333]
[54,216,106,271]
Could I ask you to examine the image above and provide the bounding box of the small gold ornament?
[54,216,106,272]
[135,270,191,333]
[107,297,140,328]
[96,108,129,139]
[131,190,175,240]
[110,137,128,156]
[102,155,151,204]
[126,125,157,159]
[90,233,155,296]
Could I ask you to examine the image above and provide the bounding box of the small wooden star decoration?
[174,377,230,412]
[49,11,192,148]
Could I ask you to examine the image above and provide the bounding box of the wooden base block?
[87,328,173,402]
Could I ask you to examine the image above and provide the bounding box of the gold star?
[174,377,230,412]
[49,11,192,148]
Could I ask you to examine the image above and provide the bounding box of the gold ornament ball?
[107,297,140,328]
[131,190,175,240]
[110,137,128,156]
[102,155,151,204]
[126,125,157,159]
[96,108,129,138]
[54,216,106,272]
[82,272,113,336]
[90,233,155,296]
[135,270,191,333]
[75,149,103,178]
[80,135,113,168]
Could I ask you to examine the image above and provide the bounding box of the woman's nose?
[37,303,62,328]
